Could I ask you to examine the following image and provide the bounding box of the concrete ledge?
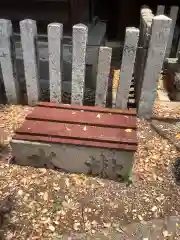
[11,139,135,181]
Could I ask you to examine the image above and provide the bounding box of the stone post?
[116,27,139,109]
[95,47,112,107]
[138,15,172,119]
[20,19,40,105]
[0,19,19,103]
[71,24,88,105]
[134,7,154,106]
[165,6,179,58]
[48,23,63,103]
[156,5,165,15]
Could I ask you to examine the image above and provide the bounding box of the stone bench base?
[11,102,137,181]
[11,139,135,181]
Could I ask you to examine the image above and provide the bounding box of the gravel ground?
[153,100,180,120]
[151,119,180,150]
[0,103,180,239]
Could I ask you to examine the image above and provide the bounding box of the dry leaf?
[59,210,66,215]
[31,237,39,240]
[6,232,14,240]
[44,217,51,224]
[103,222,111,228]
[152,172,157,180]
[49,225,55,231]
[176,133,180,138]
[163,230,170,237]
[43,192,49,201]
[39,168,47,174]
[156,195,165,202]
[157,176,163,181]
[91,220,98,226]
[65,178,70,187]
[62,200,75,210]
[65,126,71,131]
[54,221,59,225]
[42,209,48,214]
[73,222,80,230]
[151,206,157,212]
[138,215,143,221]
[125,129,132,133]
[18,189,24,196]
[85,221,91,230]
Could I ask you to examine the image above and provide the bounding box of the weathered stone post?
[138,15,172,119]
[71,24,88,105]
[156,5,165,15]
[165,6,179,58]
[134,6,154,106]
[48,23,63,103]
[0,19,19,103]
[20,19,40,105]
[95,47,112,107]
[116,27,139,109]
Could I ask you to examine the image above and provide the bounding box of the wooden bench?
[11,102,137,181]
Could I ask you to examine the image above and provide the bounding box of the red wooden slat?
[16,120,137,144]
[37,102,136,115]
[13,134,137,151]
[27,106,136,129]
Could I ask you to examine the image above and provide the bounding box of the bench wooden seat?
[11,102,137,181]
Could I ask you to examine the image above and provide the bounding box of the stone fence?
[0,19,139,110]
[0,6,177,118]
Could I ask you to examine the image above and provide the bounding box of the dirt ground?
[0,102,180,239]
